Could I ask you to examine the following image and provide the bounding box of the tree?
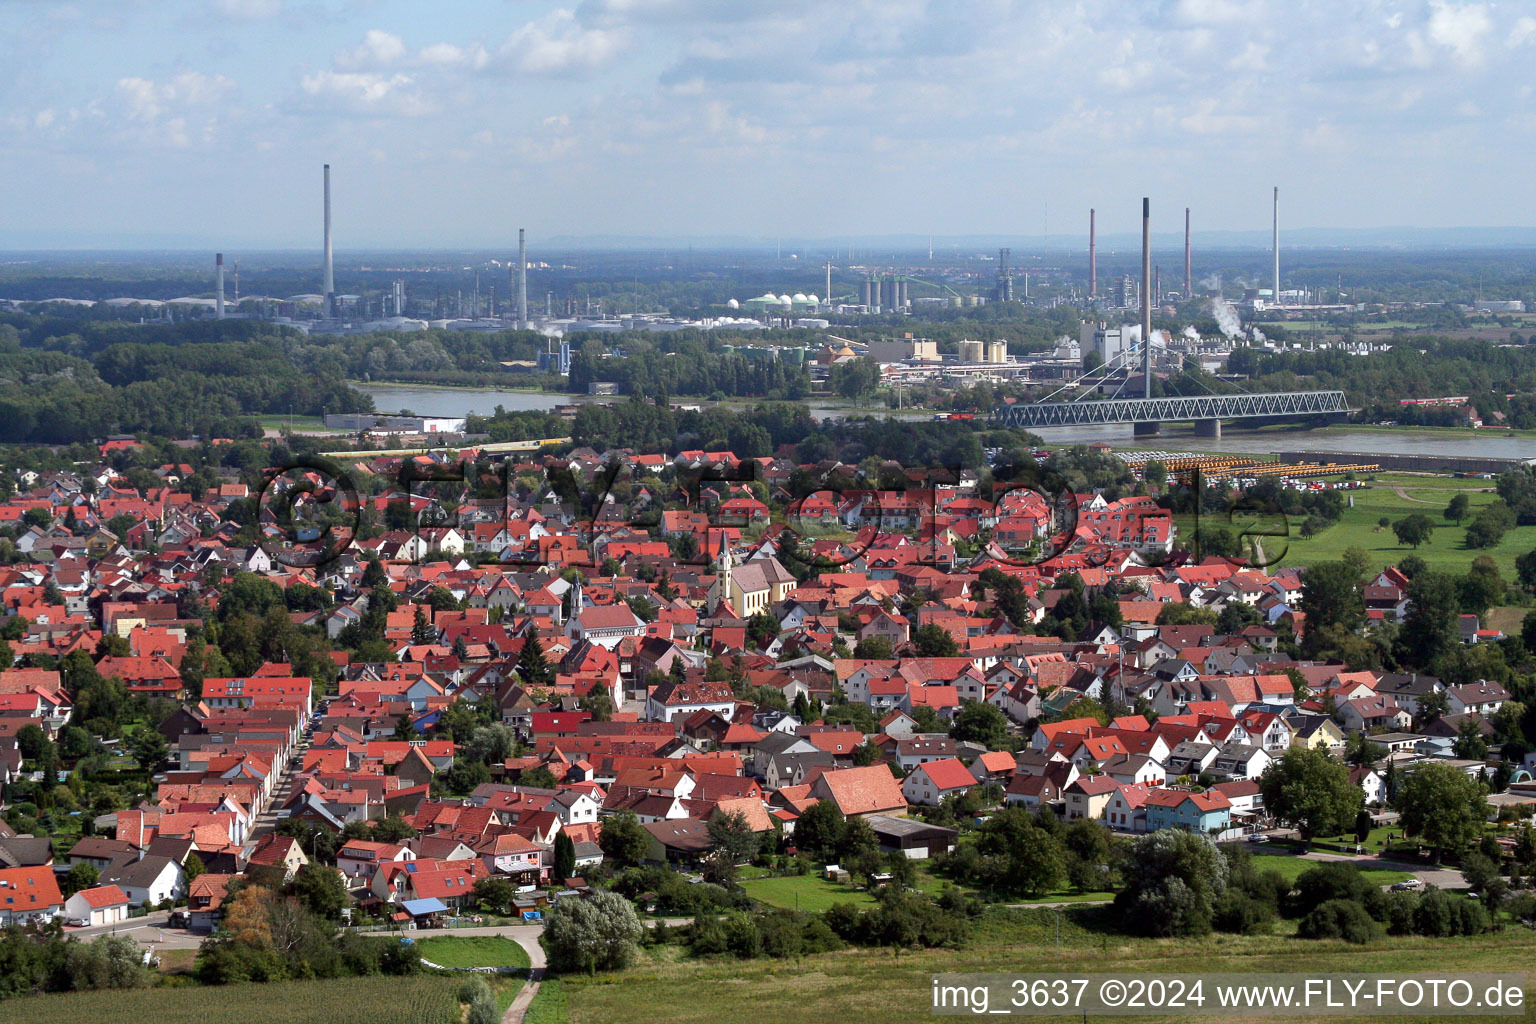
[1298,562,1365,654]
[852,636,894,660]
[411,606,436,646]
[745,613,779,649]
[472,876,515,913]
[540,890,644,974]
[1338,545,1372,581]
[1354,808,1373,843]
[128,728,168,772]
[289,863,349,920]
[552,832,577,882]
[598,810,649,868]
[518,635,553,688]
[1446,493,1471,523]
[706,808,761,865]
[948,700,1009,749]
[1344,730,1385,770]
[1115,829,1228,937]
[1397,571,1460,668]
[1414,687,1450,729]
[1396,762,1491,862]
[1459,558,1505,617]
[519,765,558,789]
[64,861,99,896]
[1452,718,1489,761]
[911,623,960,657]
[973,806,1066,897]
[1516,548,1536,591]
[15,723,48,761]
[1259,748,1364,844]
[66,934,153,991]
[1460,851,1503,900]
[791,799,846,862]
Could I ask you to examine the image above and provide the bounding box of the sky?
[3,0,1536,249]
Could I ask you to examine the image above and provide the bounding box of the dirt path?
[502,931,547,1024]
[1392,485,1492,505]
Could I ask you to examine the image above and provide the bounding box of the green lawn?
[739,874,878,912]
[7,976,463,1024]
[413,935,532,970]
[560,914,1536,1024]
[1274,482,1536,578]
[1247,853,1411,886]
[525,977,569,1024]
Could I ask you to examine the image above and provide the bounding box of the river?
[357,383,1534,461]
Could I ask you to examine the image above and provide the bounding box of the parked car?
[1246,833,1269,844]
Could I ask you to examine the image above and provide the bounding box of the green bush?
[1212,891,1275,935]
[1297,899,1380,944]
[456,977,492,1005]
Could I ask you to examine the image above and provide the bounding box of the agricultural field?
[412,934,531,970]
[1274,480,1536,578]
[558,915,1536,1024]
[6,975,462,1024]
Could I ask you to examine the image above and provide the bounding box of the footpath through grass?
[560,918,1536,1024]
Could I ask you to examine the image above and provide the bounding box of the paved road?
[1298,849,1467,889]
[245,729,311,848]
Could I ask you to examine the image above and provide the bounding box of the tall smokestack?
[1184,207,1191,298]
[825,261,832,307]
[1141,197,1151,399]
[1271,186,1280,309]
[322,164,335,317]
[216,253,225,320]
[517,228,528,327]
[1089,209,1097,298]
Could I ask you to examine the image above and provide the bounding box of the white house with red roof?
[63,884,130,927]
[901,757,977,806]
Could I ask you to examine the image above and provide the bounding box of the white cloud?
[500,9,627,75]
[116,72,233,122]
[1172,0,1258,26]
[419,42,490,69]
[338,29,409,69]
[1509,16,1536,47]
[1426,1,1491,66]
[299,70,435,116]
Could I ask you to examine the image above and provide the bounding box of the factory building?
[867,337,939,363]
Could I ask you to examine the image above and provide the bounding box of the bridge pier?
[1194,419,1222,438]
[1132,422,1161,438]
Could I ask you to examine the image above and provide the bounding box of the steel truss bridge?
[989,390,1349,429]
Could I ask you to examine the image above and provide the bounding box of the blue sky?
[3,0,1534,248]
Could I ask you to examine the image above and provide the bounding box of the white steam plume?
[1208,298,1242,338]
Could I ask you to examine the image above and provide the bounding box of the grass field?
[1246,853,1412,886]
[7,976,462,1024]
[559,916,1536,1024]
[525,976,569,1024]
[740,874,878,912]
[1274,482,1536,577]
[412,935,532,970]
